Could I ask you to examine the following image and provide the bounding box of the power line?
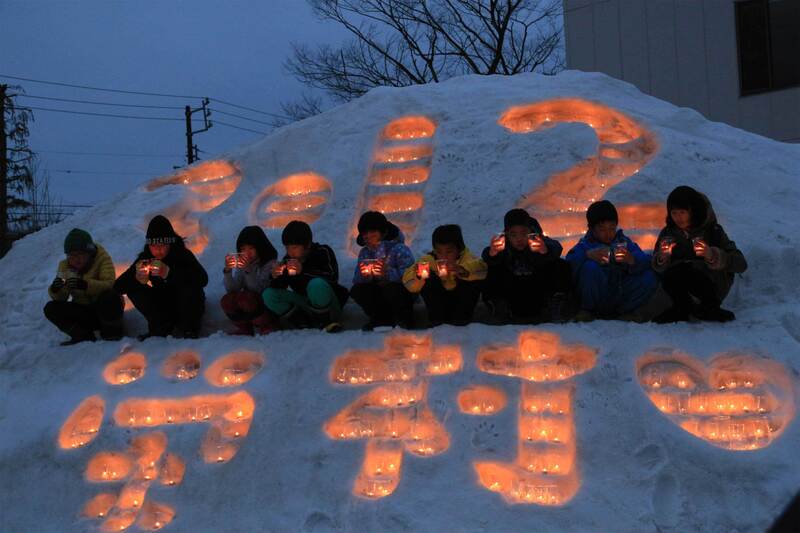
[0,74,204,99]
[51,169,166,176]
[213,120,268,135]
[19,105,183,121]
[210,97,289,120]
[18,94,184,110]
[209,108,276,126]
[38,149,180,158]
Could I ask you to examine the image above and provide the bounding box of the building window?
[735,0,800,96]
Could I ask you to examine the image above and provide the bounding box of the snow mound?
[1,71,799,532]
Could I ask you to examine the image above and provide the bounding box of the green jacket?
[49,244,116,305]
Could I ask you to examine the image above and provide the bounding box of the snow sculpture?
[81,432,178,531]
[473,331,598,505]
[59,349,262,531]
[324,333,461,498]
[144,160,243,255]
[499,99,662,251]
[103,351,147,385]
[457,385,508,415]
[348,116,437,255]
[637,349,796,450]
[204,351,264,387]
[58,395,105,449]
[161,350,201,381]
[250,172,332,229]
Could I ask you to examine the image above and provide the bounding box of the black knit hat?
[356,211,400,246]
[145,215,179,245]
[281,220,313,246]
[432,224,465,251]
[666,186,707,228]
[64,228,96,254]
[358,211,389,235]
[503,208,544,233]
[586,200,618,228]
[237,225,278,265]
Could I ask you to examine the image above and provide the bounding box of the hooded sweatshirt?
[653,193,747,299]
[223,226,278,294]
[352,223,415,284]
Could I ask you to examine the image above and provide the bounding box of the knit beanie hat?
[357,211,389,235]
[666,186,707,228]
[432,224,465,251]
[281,220,313,246]
[237,225,278,264]
[64,228,96,254]
[586,200,618,227]
[145,215,179,245]
[503,208,544,233]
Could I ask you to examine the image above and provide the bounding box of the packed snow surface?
[1,71,799,532]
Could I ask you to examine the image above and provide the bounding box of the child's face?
[67,251,91,271]
[506,225,530,251]
[433,243,460,262]
[240,244,258,263]
[148,243,170,260]
[591,221,617,245]
[285,244,308,260]
[362,230,382,249]
[670,208,691,230]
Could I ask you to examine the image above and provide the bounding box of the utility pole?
[0,84,8,255]
[184,97,212,165]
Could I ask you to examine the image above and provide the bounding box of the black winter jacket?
[482,236,563,277]
[653,195,747,299]
[114,240,208,296]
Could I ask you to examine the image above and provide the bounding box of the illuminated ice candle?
[417,262,431,279]
[436,259,449,277]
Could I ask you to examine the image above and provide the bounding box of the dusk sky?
[2,0,347,206]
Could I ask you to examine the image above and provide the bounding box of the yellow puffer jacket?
[48,244,116,305]
[403,247,487,293]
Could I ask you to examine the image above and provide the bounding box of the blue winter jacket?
[352,226,415,284]
[566,229,651,279]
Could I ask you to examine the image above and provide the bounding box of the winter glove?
[66,277,88,291]
[50,277,65,291]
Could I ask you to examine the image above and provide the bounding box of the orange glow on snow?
[637,350,795,450]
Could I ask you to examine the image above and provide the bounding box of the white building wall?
[563,0,800,142]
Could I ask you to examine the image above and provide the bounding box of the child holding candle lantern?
[481,208,572,324]
[220,226,280,335]
[402,224,487,327]
[350,211,416,331]
[114,215,208,339]
[262,220,349,333]
[652,186,747,323]
[44,228,124,345]
[566,200,658,320]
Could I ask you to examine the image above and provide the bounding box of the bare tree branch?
[282,0,563,116]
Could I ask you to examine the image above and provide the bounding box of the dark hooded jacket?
[481,217,563,276]
[114,236,208,296]
[271,242,349,306]
[653,192,747,299]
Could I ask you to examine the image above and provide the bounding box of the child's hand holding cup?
[416,262,430,280]
[528,232,547,254]
[692,237,712,260]
[435,259,450,278]
[489,233,505,256]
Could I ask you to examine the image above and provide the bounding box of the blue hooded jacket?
[353,224,415,284]
[566,229,651,279]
